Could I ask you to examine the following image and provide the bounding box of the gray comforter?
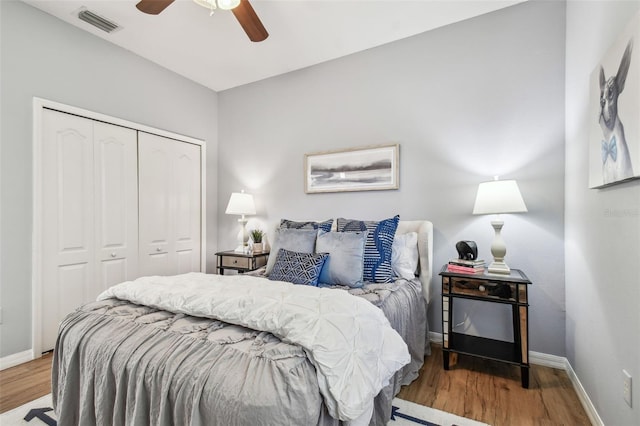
[52,277,428,426]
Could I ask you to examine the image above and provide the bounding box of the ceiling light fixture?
[193,0,240,15]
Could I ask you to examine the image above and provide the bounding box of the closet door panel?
[138,133,175,276]
[138,132,201,276]
[100,258,129,289]
[173,142,201,272]
[58,263,90,315]
[41,109,94,352]
[94,122,138,291]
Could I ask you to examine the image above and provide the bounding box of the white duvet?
[97,272,410,422]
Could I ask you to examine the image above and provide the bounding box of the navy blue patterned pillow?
[268,249,329,286]
[280,219,333,232]
[337,215,400,283]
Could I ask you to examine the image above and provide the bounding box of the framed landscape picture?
[304,144,399,193]
[588,11,640,188]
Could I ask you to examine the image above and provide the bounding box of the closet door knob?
[156,247,162,252]
[111,253,116,258]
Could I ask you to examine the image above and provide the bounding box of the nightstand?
[439,265,532,388]
[215,250,269,275]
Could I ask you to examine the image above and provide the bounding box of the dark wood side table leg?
[443,350,450,370]
[512,304,522,362]
[521,366,529,388]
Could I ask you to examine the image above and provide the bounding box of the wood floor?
[0,345,591,425]
[0,352,53,414]
[398,345,592,426]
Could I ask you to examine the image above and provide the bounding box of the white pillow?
[391,232,419,280]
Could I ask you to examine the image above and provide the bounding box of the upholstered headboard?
[396,220,434,304]
[265,219,434,303]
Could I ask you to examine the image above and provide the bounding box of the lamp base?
[487,260,511,275]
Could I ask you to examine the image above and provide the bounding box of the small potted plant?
[250,229,265,253]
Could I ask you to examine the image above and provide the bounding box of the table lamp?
[472,178,527,275]
[225,190,256,253]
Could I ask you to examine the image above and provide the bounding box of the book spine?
[449,259,485,266]
[448,261,484,269]
[446,264,484,274]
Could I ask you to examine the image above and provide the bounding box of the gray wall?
[0,0,219,357]
[218,0,566,355]
[565,1,640,424]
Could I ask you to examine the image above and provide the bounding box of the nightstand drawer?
[221,256,251,269]
[215,250,270,275]
[448,277,519,301]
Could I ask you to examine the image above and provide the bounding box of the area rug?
[0,394,490,426]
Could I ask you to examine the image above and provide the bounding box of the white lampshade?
[225,192,256,216]
[472,179,527,275]
[217,0,240,10]
[473,180,528,215]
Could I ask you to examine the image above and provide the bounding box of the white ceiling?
[22,0,525,91]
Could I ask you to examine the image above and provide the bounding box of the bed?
[52,218,433,426]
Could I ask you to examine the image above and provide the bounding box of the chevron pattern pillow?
[337,215,400,283]
[268,249,329,287]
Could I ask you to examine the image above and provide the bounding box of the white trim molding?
[0,350,34,371]
[428,332,603,426]
[565,358,605,426]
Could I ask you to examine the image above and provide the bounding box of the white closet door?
[138,132,201,277]
[94,122,139,292]
[40,110,138,352]
[41,109,95,352]
[173,141,201,274]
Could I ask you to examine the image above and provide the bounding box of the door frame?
[31,97,207,358]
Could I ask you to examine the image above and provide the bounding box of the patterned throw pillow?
[280,219,333,232]
[268,249,329,286]
[337,215,400,283]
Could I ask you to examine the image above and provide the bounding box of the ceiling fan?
[135,0,268,42]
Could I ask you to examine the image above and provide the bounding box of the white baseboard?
[428,331,602,425]
[529,350,566,370]
[0,349,34,371]
[564,358,605,426]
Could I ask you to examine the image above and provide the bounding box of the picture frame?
[588,11,640,188]
[304,144,399,194]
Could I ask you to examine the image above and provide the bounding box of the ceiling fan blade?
[136,0,175,15]
[232,0,269,42]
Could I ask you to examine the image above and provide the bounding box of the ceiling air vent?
[78,9,120,33]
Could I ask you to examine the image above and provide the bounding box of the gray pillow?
[316,230,367,288]
[265,228,318,275]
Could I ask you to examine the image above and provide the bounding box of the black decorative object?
[455,241,478,260]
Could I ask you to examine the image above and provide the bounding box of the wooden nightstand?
[215,250,269,275]
[439,265,532,388]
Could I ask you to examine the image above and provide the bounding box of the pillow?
[316,230,367,288]
[268,249,328,286]
[337,215,400,283]
[265,228,318,275]
[280,219,333,232]
[391,232,419,280]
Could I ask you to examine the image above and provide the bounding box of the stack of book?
[447,259,486,274]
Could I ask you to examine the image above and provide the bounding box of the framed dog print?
[589,12,640,188]
[304,144,399,193]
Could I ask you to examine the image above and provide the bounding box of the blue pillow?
[265,228,318,275]
[337,215,400,283]
[316,230,367,288]
[268,249,328,286]
[280,219,333,232]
